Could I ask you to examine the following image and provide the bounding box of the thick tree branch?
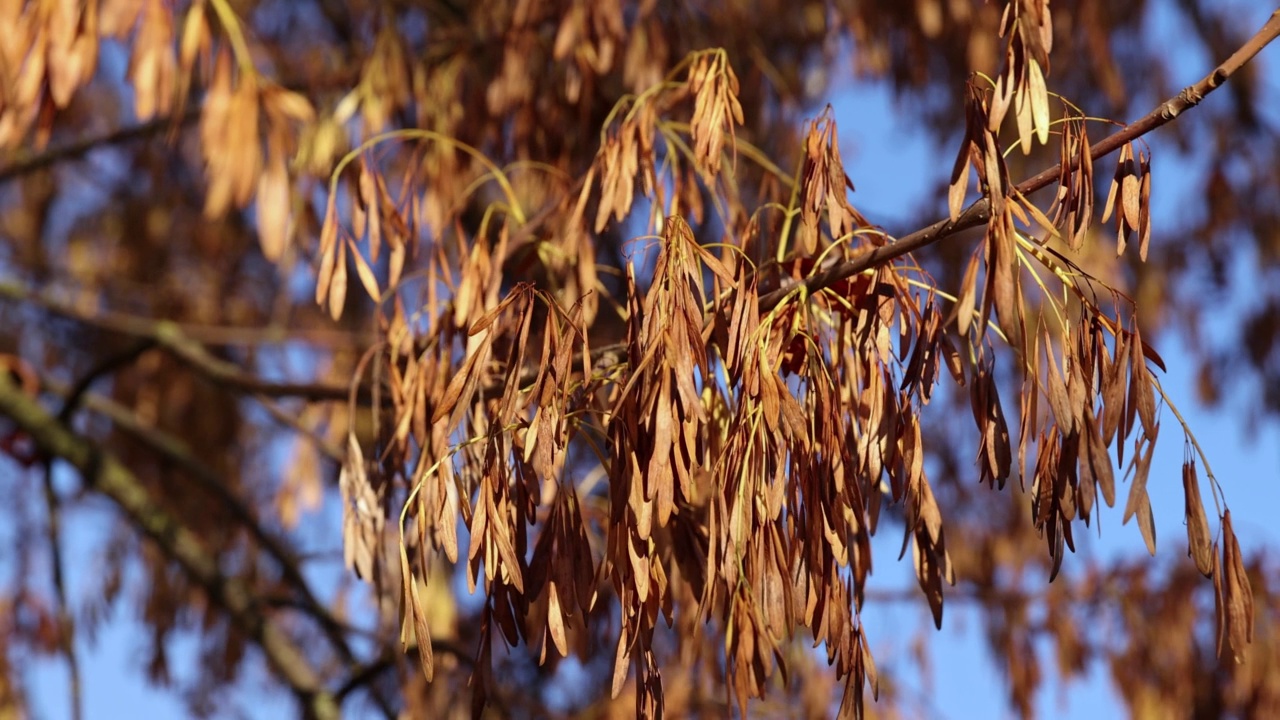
[0,375,341,719]
[758,9,1280,311]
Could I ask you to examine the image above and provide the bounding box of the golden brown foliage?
[1,2,1280,719]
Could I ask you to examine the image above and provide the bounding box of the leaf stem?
[208,0,257,77]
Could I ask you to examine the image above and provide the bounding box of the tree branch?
[758,9,1280,311]
[36,375,395,714]
[0,278,374,350]
[0,278,360,401]
[0,108,200,185]
[0,374,341,719]
[40,461,82,720]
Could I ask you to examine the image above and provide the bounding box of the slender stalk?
[40,462,81,720]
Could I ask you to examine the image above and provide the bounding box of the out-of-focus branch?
[0,278,360,401]
[0,278,374,350]
[34,345,154,720]
[334,640,476,702]
[0,375,341,720]
[758,9,1280,311]
[0,66,359,185]
[35,375,387,707]
[153,323,356,402]
[0,108,200,185]
[40,463,81,720]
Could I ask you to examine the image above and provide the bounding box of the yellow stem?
[208,0,256,76]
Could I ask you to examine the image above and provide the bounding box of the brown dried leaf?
[1044,333,1075,434]
[912,529,945,629]
[431,330,494,428]
[1015,73,1034,156]
[1182,458,1214,577]
[1122,438,1157,556]
[955,250,980,336]
[1131,331,1157,440]
[1221,510,1255,662]
[255,143,290,261]
[1121,167,1141,232]
[1101,150,1122,225]
[1028,59,1050,147]
[949,129,972,222]
[610,632,631,699]
[989,211,1023,353]
[328,239,348,320]
[1138,153,1152,261]
[546,583,569,658]
[1214,545,1227,658]
[348,238,380,303]
[1083,408,1115,508]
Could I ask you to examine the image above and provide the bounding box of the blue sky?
[18,1,1280,718]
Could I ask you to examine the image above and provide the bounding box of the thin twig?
[40,461,81,720]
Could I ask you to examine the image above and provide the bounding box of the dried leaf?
[1028,59,1050,147]
[1121,166,1141,232]
[1138,153,1152,261]
[348,238,381,302]
[610,632,631,699]
[1083,408,1115,508]
[1131,334,1157,440]
[1182,458,1214,577]
[949,129,972,221]
[1220,511,1255,662]
[955,250,980,336]
[255,144,290,261]
[328,239,348,320]
[1122,438,1157,556]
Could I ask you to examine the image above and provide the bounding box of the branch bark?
[758,9,1280,311]
[0,375,342,720]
